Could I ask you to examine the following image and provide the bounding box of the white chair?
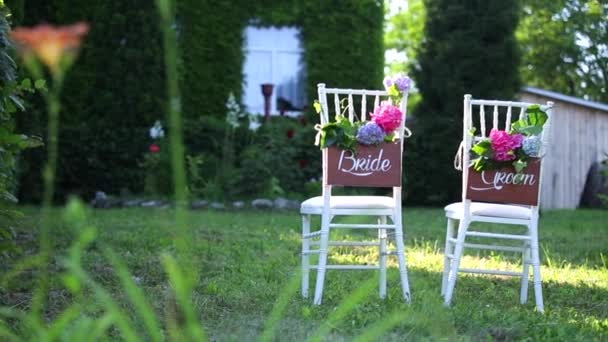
[442,94,553,312]
[300,83,411,305]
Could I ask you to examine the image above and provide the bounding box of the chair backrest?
[317,83,408,189]
[461,95,554,207]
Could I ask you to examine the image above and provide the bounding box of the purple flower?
[383,76,393,89]
[356,122,386,145]
[392,74,411,92]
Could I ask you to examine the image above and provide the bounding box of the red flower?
[299,159,307,169]
[286,129,295,139]
[149,143,160,153]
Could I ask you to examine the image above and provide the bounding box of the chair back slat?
[334,94,341,121]
[492,105,499,130]
[518,106,525,120]
[479,105,486,138]
[361,95,367,121]
[505,106,512,130]
[374,95,380,111]
[348,94,354,121]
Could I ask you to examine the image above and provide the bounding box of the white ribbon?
[454,140,464,171]
[314,123,323,146]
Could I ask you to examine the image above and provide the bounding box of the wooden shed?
[520,87,608,209]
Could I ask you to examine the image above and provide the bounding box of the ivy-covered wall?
[15,0,384,200]
[177,0,385,118]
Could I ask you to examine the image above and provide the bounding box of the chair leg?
[392,210,411,304]
[313,212,331,305]
[520,240,531,304]
[442,218,457,296]
[378,216,387,299]
[301,214,311,298]
[444,218,469,306]
[529,220,544,312]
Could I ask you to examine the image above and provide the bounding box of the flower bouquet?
[315,74,411,152]
[470,104,548,173]
[315,75,411,187]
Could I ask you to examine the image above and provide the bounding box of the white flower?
[149,120,164,139]
[225,93,241,129]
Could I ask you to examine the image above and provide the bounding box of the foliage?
[0,3,43,256]
[405,0,521,204]
[13,0,384,202]
[1,207,607,339]
[384,0,425,75]
[470,105,548,172]
[517,0,608,103]
[16,0,166,201]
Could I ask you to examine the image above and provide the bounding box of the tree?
[405,0,521,204]
[517,0,607,102]
[384,0,425,75]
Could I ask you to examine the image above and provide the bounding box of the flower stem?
[31,83,61,324]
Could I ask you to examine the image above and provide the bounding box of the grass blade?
[307,274,379,342]
[104,248,163,342]
[258,268,301,342]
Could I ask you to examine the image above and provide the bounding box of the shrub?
[406,0,521,204]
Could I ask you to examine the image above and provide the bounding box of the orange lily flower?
[10,22,89,72]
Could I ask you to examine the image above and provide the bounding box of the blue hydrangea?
[522,135,541,156]
[356,122,385,145]
[393,75,411,92]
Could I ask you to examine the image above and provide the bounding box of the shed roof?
[522,86,608,112]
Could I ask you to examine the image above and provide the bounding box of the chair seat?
[301,196,395,214]
[444,202,531,220]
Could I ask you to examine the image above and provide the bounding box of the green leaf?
[34,79,46,90]
[20,78,32,89]
[313,100,322,114]
[513,159,527,173]
[1,190,18,203]
[471,140,492,157]
[387,84,399,97]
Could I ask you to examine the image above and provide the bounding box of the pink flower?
[371,102,402,134]
[489,129,523,161]
[149,143,160,153]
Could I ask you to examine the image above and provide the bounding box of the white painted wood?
[443,94,552,312]
[361,95,367,121]
[302,83,411,305]
[329,223,395,229]
[465,231,531,240]
[458,268,523,277]
[301,214,310,298]
[480,105,486,137]
[492,105,499,129]
[379,216,387,298]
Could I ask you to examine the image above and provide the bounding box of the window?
[242,26,306,116]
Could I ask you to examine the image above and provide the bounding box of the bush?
[406,0,521,205]
[16,0,384,201]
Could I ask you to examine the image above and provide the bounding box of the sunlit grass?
[1,207,606,340]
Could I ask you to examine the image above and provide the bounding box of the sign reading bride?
[326,142,401,187]
[467,158,541,205]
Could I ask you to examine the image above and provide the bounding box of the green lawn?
[2,207,607,340]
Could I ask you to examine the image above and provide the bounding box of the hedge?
[15,0,384,201]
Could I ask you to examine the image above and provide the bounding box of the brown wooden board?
[326,142,402,187]
[466,158,541,206]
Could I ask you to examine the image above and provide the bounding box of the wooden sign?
[325,142,402,187]
[466,158,541,206]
